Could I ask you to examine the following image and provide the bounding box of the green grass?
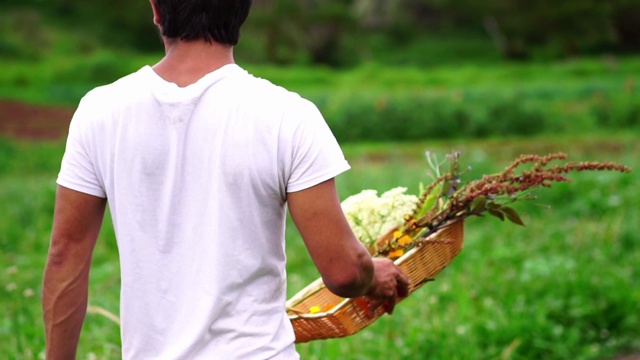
[2,54,638,143]
[1,134,638,359]
[2,53,638,106]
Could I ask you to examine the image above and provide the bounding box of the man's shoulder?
[70,67,154,132]
[80,67,151,109]
[235,67,310,107]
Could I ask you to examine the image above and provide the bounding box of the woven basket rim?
[286,221,465,343]
[286,230,449,320]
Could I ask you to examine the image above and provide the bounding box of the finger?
[395,268,411,287]
[383,298,396,314]
[367,299,383,319]
[394,273,410,297]
[397,282,409,298]
[368,293,396,318]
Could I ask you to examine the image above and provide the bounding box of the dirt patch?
[614,355,640,360]
[0,100,75,140]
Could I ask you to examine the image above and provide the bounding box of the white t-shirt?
[57,64,350,359]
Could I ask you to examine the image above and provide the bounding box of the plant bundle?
[288,151,631,342]
[346,151,633,259]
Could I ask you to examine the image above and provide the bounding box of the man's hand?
[43,186,106,360]
[365,258,410,316]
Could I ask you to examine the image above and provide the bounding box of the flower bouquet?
[286,151,631,343]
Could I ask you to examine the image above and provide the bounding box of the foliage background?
[0,0,639,359]
[2,0,640,65]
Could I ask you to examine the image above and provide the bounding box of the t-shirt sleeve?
[56,96,107,198]
[283,98,350,193]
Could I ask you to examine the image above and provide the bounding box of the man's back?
[44,3,409,358]
[58,64,349,359]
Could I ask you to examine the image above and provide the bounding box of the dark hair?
[154,0,252,45]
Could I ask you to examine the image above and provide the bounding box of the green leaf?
[501,206,526,226]
[488,208,505,221]
[487,201,501,210]
[470,195,486,213]
[442,180,452,198]
[417,183,442,218]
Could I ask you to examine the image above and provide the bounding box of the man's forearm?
[44,186,106,359]
[43,254,91,360]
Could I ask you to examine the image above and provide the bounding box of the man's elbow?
[45,236,77,267]
[323,253,374,298]
[45,234,92,272]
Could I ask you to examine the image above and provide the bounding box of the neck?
[152,39,235,87]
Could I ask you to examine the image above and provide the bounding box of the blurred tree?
[428,0,635,59]
[61,0,159,51]
[611,0,640,52]
[0,9,51,60]
[1,0,638,63]
[249,0,305,64]
[249,0,355,66]
[353,0,401,29]
[303,0,355,65]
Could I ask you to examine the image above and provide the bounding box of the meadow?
[2,4,639,358]
[1,54,639,143]
[1,133,638,359]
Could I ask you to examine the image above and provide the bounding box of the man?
[43,1,409,359]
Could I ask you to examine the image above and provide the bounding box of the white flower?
[23,288,35,298]
[341,187,419,247]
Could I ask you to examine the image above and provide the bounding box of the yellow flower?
[393,230,403,238]
[388,249,405,259]
[398,235,412,246]
[309,306,322,314]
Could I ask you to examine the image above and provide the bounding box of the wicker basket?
[286,220,464,343]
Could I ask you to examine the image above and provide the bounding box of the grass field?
[1,133,638,359]
[2,54,639,106]
[2,55,638,144]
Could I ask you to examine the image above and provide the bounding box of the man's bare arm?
[43,185,106,360]
[288,179,373,297]
[288,179,409,311]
